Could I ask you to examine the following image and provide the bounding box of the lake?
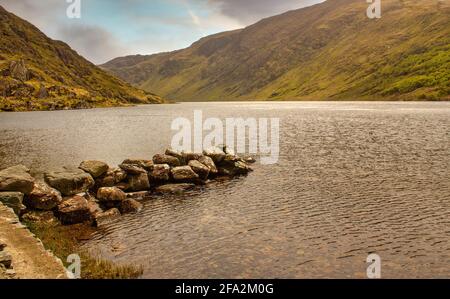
[0,102,449,278]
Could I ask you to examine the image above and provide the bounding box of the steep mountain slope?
[0,5,163,112]
[103,0,450,101]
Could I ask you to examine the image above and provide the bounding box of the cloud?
[207,0,323,24]
[57,25,129,65]
[0,0,323,63]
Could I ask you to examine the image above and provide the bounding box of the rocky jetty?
[0,146,254,228]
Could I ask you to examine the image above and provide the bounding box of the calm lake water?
[1,102,449,278]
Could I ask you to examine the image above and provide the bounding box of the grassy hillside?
[102,0,450,101]
[0,5,163,112]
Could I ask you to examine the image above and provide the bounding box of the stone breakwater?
[0,146,255,228]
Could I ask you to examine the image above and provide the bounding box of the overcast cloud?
[0,0,322,64]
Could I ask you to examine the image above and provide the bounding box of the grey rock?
[198,156,218,176]
[149,164,171,182]
[45,169,94,196]
[153,154,181,167]
[96,168,127,188]
[24,182,62,210]
[79,161,109,178]
[0,192,26,215]
[0,165,35,194]
[97,187,126,203]
[171,166,199,183]
[188,160,210,180]
[127,173,150,192]
[182,152,203,162]
[121,159,154,171]
[203,147,226,164]
[119,163,146,175]
[21,210,59,225]
[165,149,186,165]
[9,60,30,81]
[56,195,91,225]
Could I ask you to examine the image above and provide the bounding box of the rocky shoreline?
[0,146,254,276]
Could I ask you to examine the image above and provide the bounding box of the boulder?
[94,208,121,227]
[0,165,35,195]
[96,168,127,188]
[171,166,199,183]
[198,156,218,176]
[165,149,186,165]
[24,182,62,210]
[0,251,12,269]
[119,163,146,175]
[223,145,236,156]
[149,164,171,182]
[188,160,210,180]
[0,192,26,215]
[45,169,94,196]
[97,187,126,203]
[153,154,181,167]
[79,161,109,178]
[182,152,203,162]
[155,183,195,194]
[9,60,30,81]
[119,199,143,214]
[87,200,103,217]
[203,147,226,164]
[121,159,154,171]
[21,210,59,225]
[127,173,150,192]
[56,196,91,225]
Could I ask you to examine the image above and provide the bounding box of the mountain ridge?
[0,5,163,112]
[102,0,450,101]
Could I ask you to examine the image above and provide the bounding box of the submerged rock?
[94,208,121,227]
[56,196,91,225]
[171,166,199,183]
[25,182,62,211]
[153,154,181,167]
[0,165,35,195]
[79,161,109,178]
[96,187,126,203]
[45,169,94,196]
[218,161,252,176]
[119,199,143,214]
[0,192,26,215]
[155,183,195,194]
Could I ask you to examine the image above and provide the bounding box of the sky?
[0,0,322,64]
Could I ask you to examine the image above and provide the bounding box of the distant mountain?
[102,0,450,101]
[0,6,163,112]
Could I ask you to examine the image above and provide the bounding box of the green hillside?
[102,0,450,101]
[0,5,163,112]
